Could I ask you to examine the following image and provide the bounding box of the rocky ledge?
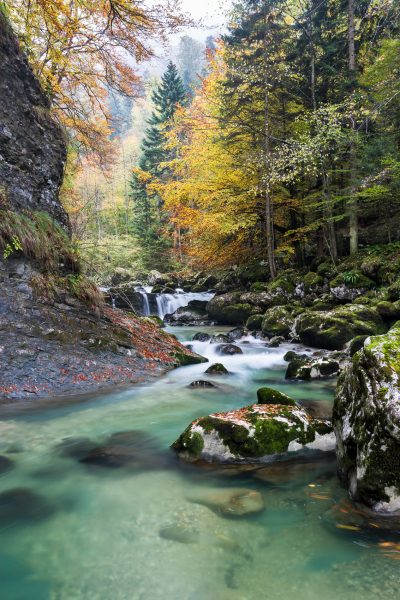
[172,399,334,464]
[0,258,205,404]
[333,323,400,513]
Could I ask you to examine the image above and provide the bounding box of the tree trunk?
[348,0,358,255]
[323,170,338,263]
[263,15,276,279]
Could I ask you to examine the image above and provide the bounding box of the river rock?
[165,307,210,326]
[246,314,264,331]
[0,488,55,523]
[266,336,285,348]
[187,487,265,517]
[159,524,199,544]
[193,332,211,342]
[283,351,308,362]
[262,306,294,338]
[172,404,334,463]
[256,388,296,406]
[0,455,14,474]
[295,305,386,350]
[205,363,230,375]
[333,324,400,512]
[286,357,340,380]
[210,334,230,344]
[189,381,218,389]
[227,327,246,341]
[56,437,97,460]
[216,344,243,356]
[206,293,259,325]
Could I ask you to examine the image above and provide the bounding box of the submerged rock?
[256,388,296,406]
[295,305,386,350]
[0,488,55,523]
[0,455,14,474]
[187,487,265,517]
[216,344,243,356]
[159,524,199,544]
[333,324,400,513]
[56,437,96,460]
[172,404,334,463]
[205,363,230,376]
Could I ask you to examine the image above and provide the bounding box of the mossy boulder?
[333,324,400,512]
[205,363,229,376]
[246,314,264,331]
[172,404,334,463]
[207,293,259,324]
[387,280,400,301]
[286,357,340,380]
[262,305,293,338]
[295,305,386,350]
[375,300,400,321]
[257,388,296,406]
[303,272,324,291]
[347,335,369,356]
[172,350,208,366]
[330,272,375,302]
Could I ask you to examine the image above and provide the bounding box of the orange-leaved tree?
[6,0,188,161]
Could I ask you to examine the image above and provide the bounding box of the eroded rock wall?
[0,11,68,227]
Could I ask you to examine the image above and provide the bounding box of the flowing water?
[0,327,399,600]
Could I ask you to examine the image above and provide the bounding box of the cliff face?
[0,11,68,227]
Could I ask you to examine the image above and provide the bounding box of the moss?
[173,351,208,366]
[257,388,296,406]
[172,427,204,458]
[205,363,229,375]
[223,303,258,325]
[330,272,375,290]
[250,282,270,292]
[269,274,296,294]
[285,359,310,380]
[303,272,324,290]
[262,306,292,338]
[246,314,264,331]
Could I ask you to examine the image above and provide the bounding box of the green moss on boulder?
[262,305,293,338]
[295,305,386,350]
[246,314,264,331]
[172,404,334,463]
[257,388,296,406]
[333,324,400,512]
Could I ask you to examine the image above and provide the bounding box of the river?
[0,326,399,600]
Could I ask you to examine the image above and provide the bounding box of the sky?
[178,0,231,40]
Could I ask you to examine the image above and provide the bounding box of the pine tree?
[129,62,187,266]
[139,61,186,176]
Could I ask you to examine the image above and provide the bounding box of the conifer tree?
[129,62,187,266]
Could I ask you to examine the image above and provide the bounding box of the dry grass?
[0,209,80,273]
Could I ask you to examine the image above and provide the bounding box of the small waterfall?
[135,286,151,316]
[156,291,214,319]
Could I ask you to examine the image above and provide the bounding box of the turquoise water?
[0,327,399,600]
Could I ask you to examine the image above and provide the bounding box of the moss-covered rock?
[375,300,400,321]
[333,324,400,512]
[286,357,340,380]
[329,272,375,302]
[262,305,293,338]
[172,404,334,463]
[347,335,369,356]
[257,388,296,406]
[295,305,386,350]
[205,363,229,375]
[303,272,324,291]
[246,314,264,331]
[173,351,208,366]
[207,293,259,324]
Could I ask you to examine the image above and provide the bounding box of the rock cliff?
[0,10,68,227]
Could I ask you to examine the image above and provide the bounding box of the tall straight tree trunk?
[323,170,338,262]
[348,0,358,255]
[263,15,276,279]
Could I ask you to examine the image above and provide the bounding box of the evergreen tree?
[129,62,187,266]
[177,36,205,96]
